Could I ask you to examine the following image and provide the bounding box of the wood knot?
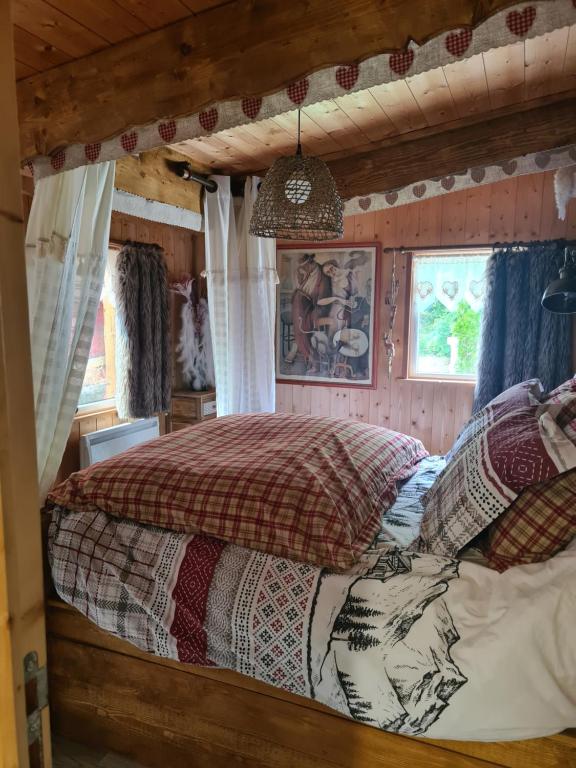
[180,42,192,56]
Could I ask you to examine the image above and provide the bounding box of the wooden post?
[0,1,52,766]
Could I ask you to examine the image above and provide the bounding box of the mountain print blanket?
[48,460,576,741]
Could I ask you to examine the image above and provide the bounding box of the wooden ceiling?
[171,27,576,175]
[12,0,232,80]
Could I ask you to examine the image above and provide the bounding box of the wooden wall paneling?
[414,196,443,249]
[488,177,518,241]
[463,185,492,244]
[513,172,545,241]
[440,189,467,245]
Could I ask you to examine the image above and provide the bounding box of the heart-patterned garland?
[84,143,101,163]
[471,167,486,183]
[50,150,66,171]
[535,152,551,169]
[287,79,309,105]
[413,183,427,198]
[242,97,263,120]
[158,121,177,143]
[385,191,399,206]
[506,7,536,37]
[336,64,360,91]
[389,49,414,76]
[499,160,517,175]
[358,197,372,211]
[199,108,219,132]
[441,176,455,190]
[121,132,138,153]
[445,29,472,58]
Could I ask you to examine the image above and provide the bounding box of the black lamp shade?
[541,265,576,314]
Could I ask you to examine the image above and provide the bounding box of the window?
[78,247,119,408]
[408,249,490,380]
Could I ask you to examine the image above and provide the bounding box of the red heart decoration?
[389,49,414,76]
[25,160,34,177]
[121,132,138,153]
[199,108,218,132]
[158,120,177,143]
[287,79,309,106]
[50,150,65,171]
[336,64,359,91]
[413,183,426,199]
[84,143,101,163]
[471,167,485,183]
[385,191,398,206]
[358,197,371,211]
[441,176,455,191]
[506,7,536,37]
[535,152,551,169]
[445,29,472,58]
[499,160,517,175]
[242,97,262,120]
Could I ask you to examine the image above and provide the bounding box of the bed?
[45,409,576,768]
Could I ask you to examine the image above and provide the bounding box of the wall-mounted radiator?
[79,417,160,468]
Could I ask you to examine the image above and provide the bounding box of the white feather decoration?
[172,278,215,391]
[554,165,576,221]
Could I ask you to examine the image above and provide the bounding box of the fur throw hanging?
[554,166,576,221]
[172,277,215,390]
[115,241,171,418]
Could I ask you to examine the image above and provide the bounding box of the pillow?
[447,378,543,461]
[48,412,427,570]
[416,381,576,557]
[482,469,576,571]
[542,376,576,443]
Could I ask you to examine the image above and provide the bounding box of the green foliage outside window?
[418,299,481,375]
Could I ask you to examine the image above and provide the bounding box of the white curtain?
[203,176,277,416]
[26,162,115,499]
[413,254,488,312]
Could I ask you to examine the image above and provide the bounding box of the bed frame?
[47,599,576,768]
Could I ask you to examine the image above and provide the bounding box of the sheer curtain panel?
[26,161,115,499]
[204,176,277,416]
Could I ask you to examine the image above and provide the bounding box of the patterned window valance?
[413,254,489,313]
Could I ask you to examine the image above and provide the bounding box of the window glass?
[410,251,489,379]
[78,247,118,407]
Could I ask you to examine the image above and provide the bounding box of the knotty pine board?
[276,171,576,454]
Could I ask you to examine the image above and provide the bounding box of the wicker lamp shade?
[249,152,344,240]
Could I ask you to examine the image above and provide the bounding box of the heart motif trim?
[336,64,359,91]
[84,143,101,163]
[413,183,426,198]
[442,280,459,299]
[389,49,414,76]
[121,132,138,153]
[506,7,536,37]
[441,176,455,191]
[535,152,551,169]
[470,279,484,299]
[417,281,433,300]
[500,160,517,175]
[287,79,309,106]
[358,197,371,211]
[471,167,485,183]
[158,121,177,143]
[385,191,398,206]
[50,150,66,171]
[445,29,472,58]
[199,108,218,132]
[242,97,263,120]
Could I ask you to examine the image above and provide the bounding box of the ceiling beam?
[324,92,576,199]
[18,0,521,160]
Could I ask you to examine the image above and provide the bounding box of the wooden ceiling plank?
[271,111,342,156]
[12,25,72,73]
[15,60,37,79]
[405,68,459,126]
[17,0,528,159]
[368,80,428,133]
[112,0,193,28]
[179,0,234,12]
[43,0,151,42]
[562,24,576,90]
[303,99,375,150]
[442,52,491,118]
[334,89,398,142]
[326,92,576,199]
[524,27,571,99]
[483,41,525,110]
[12,0,109,59]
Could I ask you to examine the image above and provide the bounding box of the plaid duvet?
[48,412,427,570]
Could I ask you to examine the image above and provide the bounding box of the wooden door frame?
[0,1,51,766]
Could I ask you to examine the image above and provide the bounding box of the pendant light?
[249,109,344,240]
[541,246,576,314]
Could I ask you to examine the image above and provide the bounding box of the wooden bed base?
[47,599,576,768]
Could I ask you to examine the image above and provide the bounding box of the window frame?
[76,243,121,414]
[406,247,491,383]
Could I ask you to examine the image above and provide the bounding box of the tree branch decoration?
[383,249,400,384]
[171,276,215,391]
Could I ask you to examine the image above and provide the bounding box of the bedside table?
[168,390,217,432]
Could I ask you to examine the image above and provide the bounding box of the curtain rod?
[381,239,576,253]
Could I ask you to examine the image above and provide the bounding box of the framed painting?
[276,243,380,388]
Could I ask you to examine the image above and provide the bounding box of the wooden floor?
[53,737,146,768]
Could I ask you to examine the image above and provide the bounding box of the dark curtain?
[473,241,573,411]
[117,241,171,418]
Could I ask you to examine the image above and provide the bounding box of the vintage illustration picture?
[276,244,379,387]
